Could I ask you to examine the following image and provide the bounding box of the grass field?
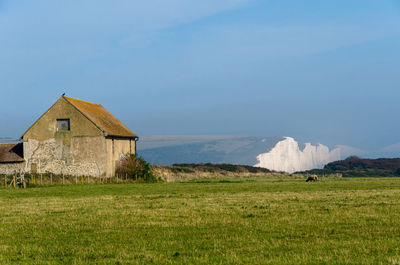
[1,177,400,264]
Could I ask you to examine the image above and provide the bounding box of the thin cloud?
[0,0,254,51]
[175,23,399,61]
[1,0,253,33]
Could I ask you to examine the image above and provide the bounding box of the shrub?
[116,154,158,182]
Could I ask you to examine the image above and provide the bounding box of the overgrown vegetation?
[152,163,279,182]
[1,177,400,264]
[116,154,159,182]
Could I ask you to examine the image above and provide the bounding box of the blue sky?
[1,0,400,149]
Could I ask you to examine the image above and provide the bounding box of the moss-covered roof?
[64,96,138,138]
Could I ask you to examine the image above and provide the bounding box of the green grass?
[1,177,400,264]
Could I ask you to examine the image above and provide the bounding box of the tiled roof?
[0,143,24,163]
[64,97,138,138]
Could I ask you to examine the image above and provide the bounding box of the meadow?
[1,177,400,264]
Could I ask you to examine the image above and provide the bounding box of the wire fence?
[1,173,135,188]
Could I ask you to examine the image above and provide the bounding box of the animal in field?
[306,175,318,182]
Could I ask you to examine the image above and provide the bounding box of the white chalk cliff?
[255,137,341,173]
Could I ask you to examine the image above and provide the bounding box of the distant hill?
[298,156,400,177]
[0,138,19,144]
[137,136,350,172]
[138,136,284,166]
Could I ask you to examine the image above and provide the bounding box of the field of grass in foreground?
[1,177,400,264]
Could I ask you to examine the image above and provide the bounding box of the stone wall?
[0,163,24,175]
[23,137,107,177]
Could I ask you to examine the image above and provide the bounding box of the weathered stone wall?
[23,137,107,177]
[106,138,136,176]
[0,163,24,175]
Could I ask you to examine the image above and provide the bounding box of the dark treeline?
[297,156,400,177]
[172,163,272,173]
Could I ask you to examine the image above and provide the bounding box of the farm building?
[0,95,138,177]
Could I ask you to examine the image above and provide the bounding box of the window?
[57,119,70,131]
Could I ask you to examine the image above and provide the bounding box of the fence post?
[50,174,53,185]
[62,174,64,185]
[4,175,6,187]
[22,174,25,189]
[41,174,43,185]
[13,175,16,188]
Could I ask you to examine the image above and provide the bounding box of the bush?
[116,154,158,182]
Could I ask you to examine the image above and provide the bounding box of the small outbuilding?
[0,143,24,175]
[0,95,138,177]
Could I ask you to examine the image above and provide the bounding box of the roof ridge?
[64,96,101,106]
[0,143,20,147]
